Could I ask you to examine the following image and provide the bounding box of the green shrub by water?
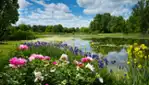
[8,30,36,40]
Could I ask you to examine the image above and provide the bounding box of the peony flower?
[34,71,44,82]
[9,64,17,68]
[85,63,94,72]
[50,67,56,72]
[45,84,49,85]
[29,54,50,61]
[99,77,104,83]
[59,54,68,61]
[81,57,88,63]
[86,57,93,62]
[35,54,45,60]
[52,61,57,65]
[81,57,93,63]
[9,57,27,68]
[19,45,29,50]
[44,56,50,60]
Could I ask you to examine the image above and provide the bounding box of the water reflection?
[62,38,92,52]
[63,37,149,72]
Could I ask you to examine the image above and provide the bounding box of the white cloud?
[77,0,139,19]
[18,0,31,9]
[16,1,90,27]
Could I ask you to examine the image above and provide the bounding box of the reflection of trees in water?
[90,38,149,54]
[91,45,122,54]
[91,38,149,45]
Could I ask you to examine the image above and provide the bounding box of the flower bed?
[0,42,149,85]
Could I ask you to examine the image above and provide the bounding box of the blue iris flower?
[98,60,104,68]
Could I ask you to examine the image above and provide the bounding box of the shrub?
[8,30,36,40]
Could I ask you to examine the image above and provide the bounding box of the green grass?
[0,41,25,71]
[36,33,149,39]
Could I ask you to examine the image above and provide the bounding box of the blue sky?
[17,0,139,27]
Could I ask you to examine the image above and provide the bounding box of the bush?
[8,30,36,40]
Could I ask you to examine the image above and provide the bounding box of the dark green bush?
[8,30,36,40]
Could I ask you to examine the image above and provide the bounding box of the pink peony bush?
[18,45,29,50]
[29,54,50,61]
[9,57,27,68]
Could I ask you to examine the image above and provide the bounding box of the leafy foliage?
[0,0,19,40]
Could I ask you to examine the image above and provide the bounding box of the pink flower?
[44,56,50,60]
[29,54,50,61]
[52,61,57,65]
[19,45,29,50]
[9,57,27,68]
[29,56,35,61]
[81,57,88,63]
[35,54,45,60]
[9,64,17,68]
[81,57,93,63]
[86,57,93,62]
[45,84,49,85]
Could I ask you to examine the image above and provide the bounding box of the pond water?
[62,37,149,72]
[62,37,149,54]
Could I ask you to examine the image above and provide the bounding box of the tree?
[80,27,89,33]
[52,24,63,33]
[18,24,31,31]
[129,0,149,34]
[107,16,125,33]
[45,25,53,32]
[0,0,19,40]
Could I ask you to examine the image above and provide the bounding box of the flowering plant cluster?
[127,43,148,68]
[0,44,116,85]
[126,43,149,84]
[9,57,27,68]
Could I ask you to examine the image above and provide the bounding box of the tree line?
[90,0,149,34]
[10,24,88,33]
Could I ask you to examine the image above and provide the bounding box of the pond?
[62,37,149,54]
[35,37,149,72]
[62,37,149,72]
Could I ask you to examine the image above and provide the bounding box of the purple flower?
[103,58,108,65]
[91,54,99,59]
[98,60,104,68]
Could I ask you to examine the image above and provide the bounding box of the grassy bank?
[36,33,149,39]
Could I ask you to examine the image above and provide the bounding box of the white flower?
[50,68,56,72]
[85,63,94,72]
[99,77,104,83]
[76,66,80,71]
[59,54,68,61]
[34,71,44,82]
